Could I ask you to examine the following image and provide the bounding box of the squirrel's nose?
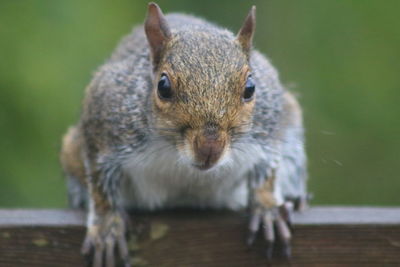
[194,135,225,170]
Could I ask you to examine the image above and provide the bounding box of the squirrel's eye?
[243,75,255,101]
[157,74,173,100]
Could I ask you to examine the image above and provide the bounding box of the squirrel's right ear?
[237,6,256,57]
[145,2,172,68]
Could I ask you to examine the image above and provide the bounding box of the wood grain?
[0,207,399,266]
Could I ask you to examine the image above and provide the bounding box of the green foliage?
[0,0,399,207]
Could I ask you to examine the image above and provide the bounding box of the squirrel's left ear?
[145,2,172,68]
[237,6,256,56]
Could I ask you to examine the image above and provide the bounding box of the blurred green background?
[1,0,399,207]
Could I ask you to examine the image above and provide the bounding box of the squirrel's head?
[145,3,256,170]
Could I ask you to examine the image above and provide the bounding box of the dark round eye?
[157,73,173,99]
[243,75,255,101]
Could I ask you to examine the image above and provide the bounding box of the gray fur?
[62,9,308,264]
[66,13,306,213]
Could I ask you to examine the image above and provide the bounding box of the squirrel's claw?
[265,241,274,260]
[81,212,131,267]
[247,203,293,260]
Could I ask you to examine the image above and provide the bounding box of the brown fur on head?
[145,3,256,170]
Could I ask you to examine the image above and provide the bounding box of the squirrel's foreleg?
[81,159,131,267]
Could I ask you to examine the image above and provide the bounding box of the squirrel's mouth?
[192,157,216,171]
[192,163,213,171]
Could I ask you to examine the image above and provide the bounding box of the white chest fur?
[120,141,268,210]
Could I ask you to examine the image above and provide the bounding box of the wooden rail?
[0,207,399,266]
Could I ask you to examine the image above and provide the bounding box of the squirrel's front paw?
[247,177,293,260]
[247,204,292,260]
[82,212,130,267]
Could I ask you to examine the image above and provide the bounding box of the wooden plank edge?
[0,206,399,227]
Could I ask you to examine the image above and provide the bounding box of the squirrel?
[60,2,308,266]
